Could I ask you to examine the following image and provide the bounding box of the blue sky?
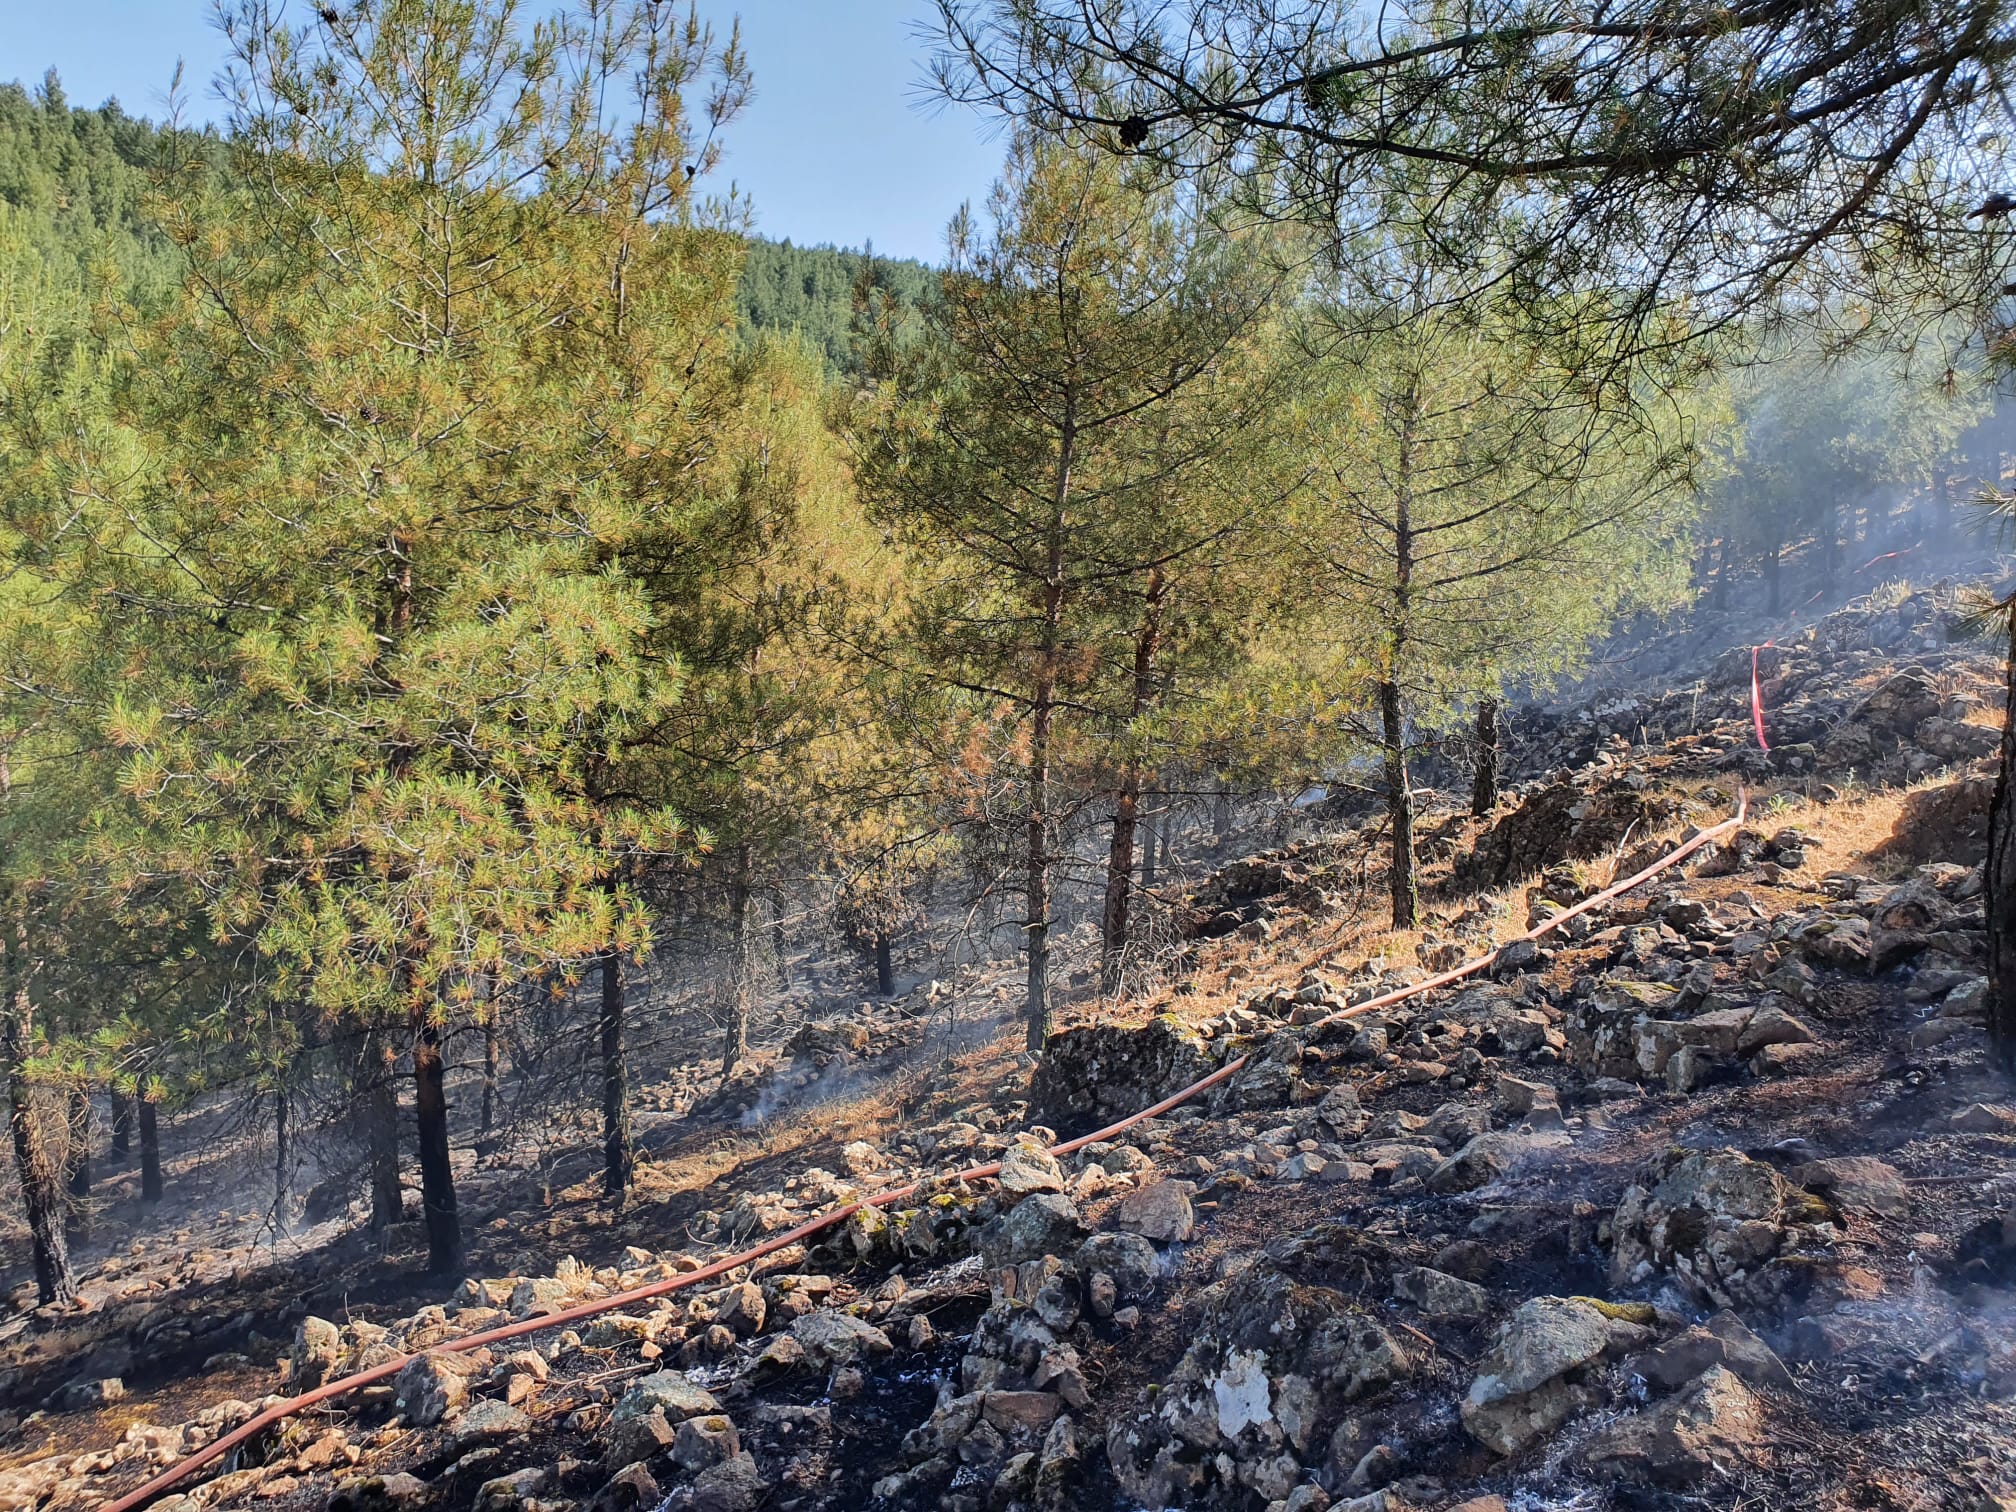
[0,1,1005,263]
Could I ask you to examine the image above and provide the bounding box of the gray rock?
[393,1351,479,1427]
[1791,1156,1910,1216]
[1390,1266,1493,1318]
[1074,1232,1161,1301]
[790,1309,893,1367]
[691,1451,767,1512]
[1116,1181,1195,1243]
[290,1316,343,1389]
[453,1399,531,1444]
[999,1137,1067,1196]
[1625,1310,1793,1391]
[978,1192,1085,1269]
[1462,1296,1656,1455]
[1581,1366,1765,1483]
[613,1369,720,1424]
[672,1413,742,1471]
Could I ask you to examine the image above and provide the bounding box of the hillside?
[3,573,2011,1512]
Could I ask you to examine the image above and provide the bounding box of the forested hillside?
[736,237,933,371]
[2,5,2016,1512]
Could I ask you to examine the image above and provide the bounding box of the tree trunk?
[1764,537,1783,614]
[273,1083,289,1222]
[769,895,791,989]
[874,934,895,998]
[361,1025,401,1228]
[111,1090,133,1162]
[600,948,634,1198]
[65,1082,90,1201]
[1211,783,1232,850]
[1711,534,1732,610]
[1101,566,1167,997]
[1381,679,1419,929]
[1987,605,2016,1073]
[4,977,74,1304]
[479,1014,499,1142]
[723,845,753,1080]
[1472,697,1502,817]
[411,1012,462,1275]
[137,1095,162,1203]
[1142,801,1160,889]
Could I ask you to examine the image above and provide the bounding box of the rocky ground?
[3,577,2014,1512]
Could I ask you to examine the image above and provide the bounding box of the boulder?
[392,1351,479,1427]
[978,1192,1085,1269]
[1790,1156,1910,1217]
[1581,1366,1765,1483]
[1032,1017,1217,1127]
[1610,1147,1816,1308]
[790,1310,893,1368]
[613,1369,720,1424]
[1390,1266,1493,1318]
[1461,1296,1656,1455]
[1115,1181,1195,1243]
[691,1451,767,1512]
[290,1316,343,1389]
[1625,1311,1793,1391]
[1074,1232,1161,1302]
[998,1137,1067,1196]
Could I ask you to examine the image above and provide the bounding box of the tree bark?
[111,1089,133,1162]
[1381,679,1419,929]
[65,1082,90,1201]
[411,1011,462,1275]
[1711,534,1733,610]
[1141,801,1160,889]
[1472,697,1502,817]
[874,934,895,998]
[1101,566,1167,997]
[137,1095,163,1203]
[273,1082,289,1222]
[723,844,753,1079]
[4,976,74,1304]
[479,1013,498,1142]
[361,1024,401,1228]
[600,948,634,1198]
[1987,604,2016,1073]
[1765,536,1783,613]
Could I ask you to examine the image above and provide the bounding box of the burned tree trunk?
[111,1089,133,1162]
[412,1012,462,1275]
[1381,679,1420,929]
[4,975,74,1305]
[65,1082,90,1201]
[1988,604,2016,1074]
[137,1094,163,1203]
[723,844,753,1080]
[360,1024,401,1228]
[1472,697,1502,817]
[600,948,634,1198]
[874,934,896,998]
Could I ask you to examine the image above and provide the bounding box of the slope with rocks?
[3,587,2012,1512]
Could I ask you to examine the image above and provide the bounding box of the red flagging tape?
[104,797,1747,1512]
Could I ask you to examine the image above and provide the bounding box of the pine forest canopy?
[0,0,2009,1313]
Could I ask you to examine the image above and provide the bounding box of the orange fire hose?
[102,797,1746,1512]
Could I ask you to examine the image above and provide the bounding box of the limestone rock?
[977,1192,1085,1270]
[1389,1266,1493,1318]
[999,1137,1067,1196]
[1461,1296,1655,1455]
[1625,1311,1792,1391]
[790,1309,893,1368]
[1581,1366,1765,1483]
[392,1351,479,1427]
[612,1369,720,1424]
[1791,1156,1910,1217]
[1115,1180,1195,1243]
[290,1316,343,1390]
[1610,1147,1813,1307]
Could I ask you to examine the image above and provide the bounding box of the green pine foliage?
[736,237,932,372]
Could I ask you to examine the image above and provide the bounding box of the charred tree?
[1988,602,2016,1074]
[137,1095,163,1203]
[1472,697,1502,817]
[411,1012,462,1275]
[599,947,634,1198]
